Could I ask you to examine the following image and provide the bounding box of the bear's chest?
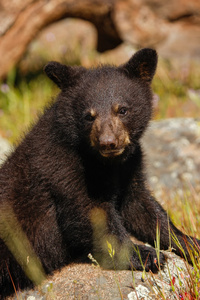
[84,163,128,209]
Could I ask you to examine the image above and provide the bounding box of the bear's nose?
[99,134,117,150]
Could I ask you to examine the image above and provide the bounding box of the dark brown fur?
[0,48,199,299]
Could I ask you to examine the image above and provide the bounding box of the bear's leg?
[122,192,200,262]
[0,205,68,298]
[89,203,165,272]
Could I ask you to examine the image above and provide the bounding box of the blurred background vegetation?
[1,56,200,144]
[0,1,200,144]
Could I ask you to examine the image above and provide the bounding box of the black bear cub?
[0,48,199,298]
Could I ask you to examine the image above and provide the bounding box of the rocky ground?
[8,252,192,300]
[2,117,200,299]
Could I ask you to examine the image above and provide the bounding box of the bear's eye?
[118,107,128,116]
[84,113,95,122]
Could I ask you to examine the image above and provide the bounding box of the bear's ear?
[44,61,85,90]
[120,48,158,83]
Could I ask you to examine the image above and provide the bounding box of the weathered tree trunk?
[0,0,200,80]
[0,0,121,80]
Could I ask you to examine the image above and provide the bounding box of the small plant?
[106,240,124,300]
[88,253,100,267]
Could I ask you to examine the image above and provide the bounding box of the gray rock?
[142,118,200,197]
[128,285,152,300]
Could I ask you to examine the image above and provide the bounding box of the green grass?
[153,59,200,119]
[0,69,57,143]
[150,188,200,299]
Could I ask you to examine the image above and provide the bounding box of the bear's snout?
[90,116,130,158]
[99,133,117,151]
[98,132,122,157]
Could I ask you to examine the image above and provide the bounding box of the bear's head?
[44,48,157,161]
